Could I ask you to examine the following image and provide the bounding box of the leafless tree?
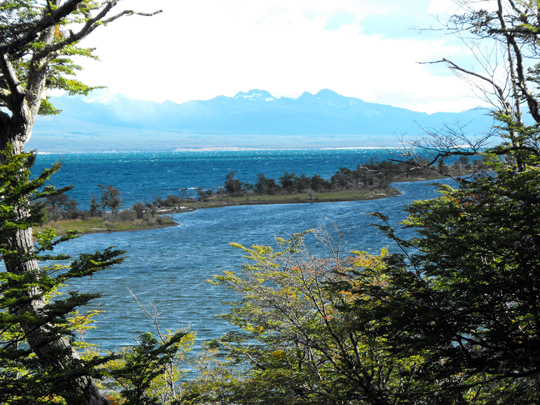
[399,0,540,176]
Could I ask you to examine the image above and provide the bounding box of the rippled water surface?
[35,149,418,208]
[32,150,450,351]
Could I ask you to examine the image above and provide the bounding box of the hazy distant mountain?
[28,89,494,152]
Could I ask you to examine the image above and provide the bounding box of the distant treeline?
[210,155,484,199]
[41,184,173,226]
[40,157,483,220]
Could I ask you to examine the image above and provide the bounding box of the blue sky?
[74,0,481,113]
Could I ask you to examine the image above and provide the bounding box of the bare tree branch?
[37,7,163,58]
[496,0,540,123]
[421,58,512,114]
[0,0,83,53]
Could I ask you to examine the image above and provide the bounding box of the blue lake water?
[31,150,450,352]
[34,149,434,208]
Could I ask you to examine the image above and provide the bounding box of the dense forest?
[1,1,540,405]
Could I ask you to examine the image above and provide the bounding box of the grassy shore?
[34,216,178,237]
[35,159,482,237]
[178,187,400,210]
[34,187,399,236]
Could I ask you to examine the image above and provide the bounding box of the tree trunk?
[0,3,157,403]
[1,115,111,404]
[7,223,109,404]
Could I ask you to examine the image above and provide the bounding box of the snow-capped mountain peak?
[82,88,122,105]
[234,89,274,101]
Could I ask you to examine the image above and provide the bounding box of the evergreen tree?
[0,148,124,404]
[0,3,160,403]
[331,1,540,401]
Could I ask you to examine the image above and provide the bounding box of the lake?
[32,150,450,352]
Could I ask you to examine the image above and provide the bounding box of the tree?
[133,202,146,219]
[278,171,296,193]
[106,332,188,405]
[351,164,364,188]
[0,2,160,404]
[0,1,160,153]
[90,194,100,217]
[44,190,79,220]
[98,184,122,217]
[0,149,125,404]
[0,149,192,404]
[399,0,540,171]
[309,174,330,192]
[196,230,427,405]
[224,172,243,195]
[293,173,311,192]
[328,1,540,401]
[254,173,278,195]
[44,190,69,220]
[103,290,194,405]
[330,167,350,189]
[337,160,540,401]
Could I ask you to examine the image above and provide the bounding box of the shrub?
[132,202,146,219]
[119,209,136,222]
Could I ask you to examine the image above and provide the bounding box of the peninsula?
[35,157,481,236]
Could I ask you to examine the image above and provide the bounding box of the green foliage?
[341,154,540,402]
[104,330,192,405]
[0,0,105,113]
[0,3,170,404]
[323,4,540,400]
[181,347,238,405]
[0,147,194,404]
[187,231,427,404]
[334,122,540,401]
[38,97,61,116]
[223,158,476,198]
[98,184,123,217]
[402,155,540,388]
[0,148,126,403]
[224,172,243,195]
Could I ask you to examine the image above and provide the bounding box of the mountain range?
[28,89,494,152]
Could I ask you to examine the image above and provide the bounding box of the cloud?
[427,0,461,15]
[73,0,482,113]
[323,10,356,30]
[359,13,428,39]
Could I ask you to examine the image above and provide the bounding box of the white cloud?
[427,0,460,15]
[73,0,482,113]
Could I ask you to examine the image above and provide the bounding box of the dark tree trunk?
[0,4,158,403]
[0,112,111,405]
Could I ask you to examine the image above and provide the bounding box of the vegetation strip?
[37,157,479,236]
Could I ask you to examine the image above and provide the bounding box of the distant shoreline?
[38,188,399,237]
[35,146,400,154]
[171,188,401,213]
[39,171,475,237]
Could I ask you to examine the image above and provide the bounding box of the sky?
[73,0,482,114]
